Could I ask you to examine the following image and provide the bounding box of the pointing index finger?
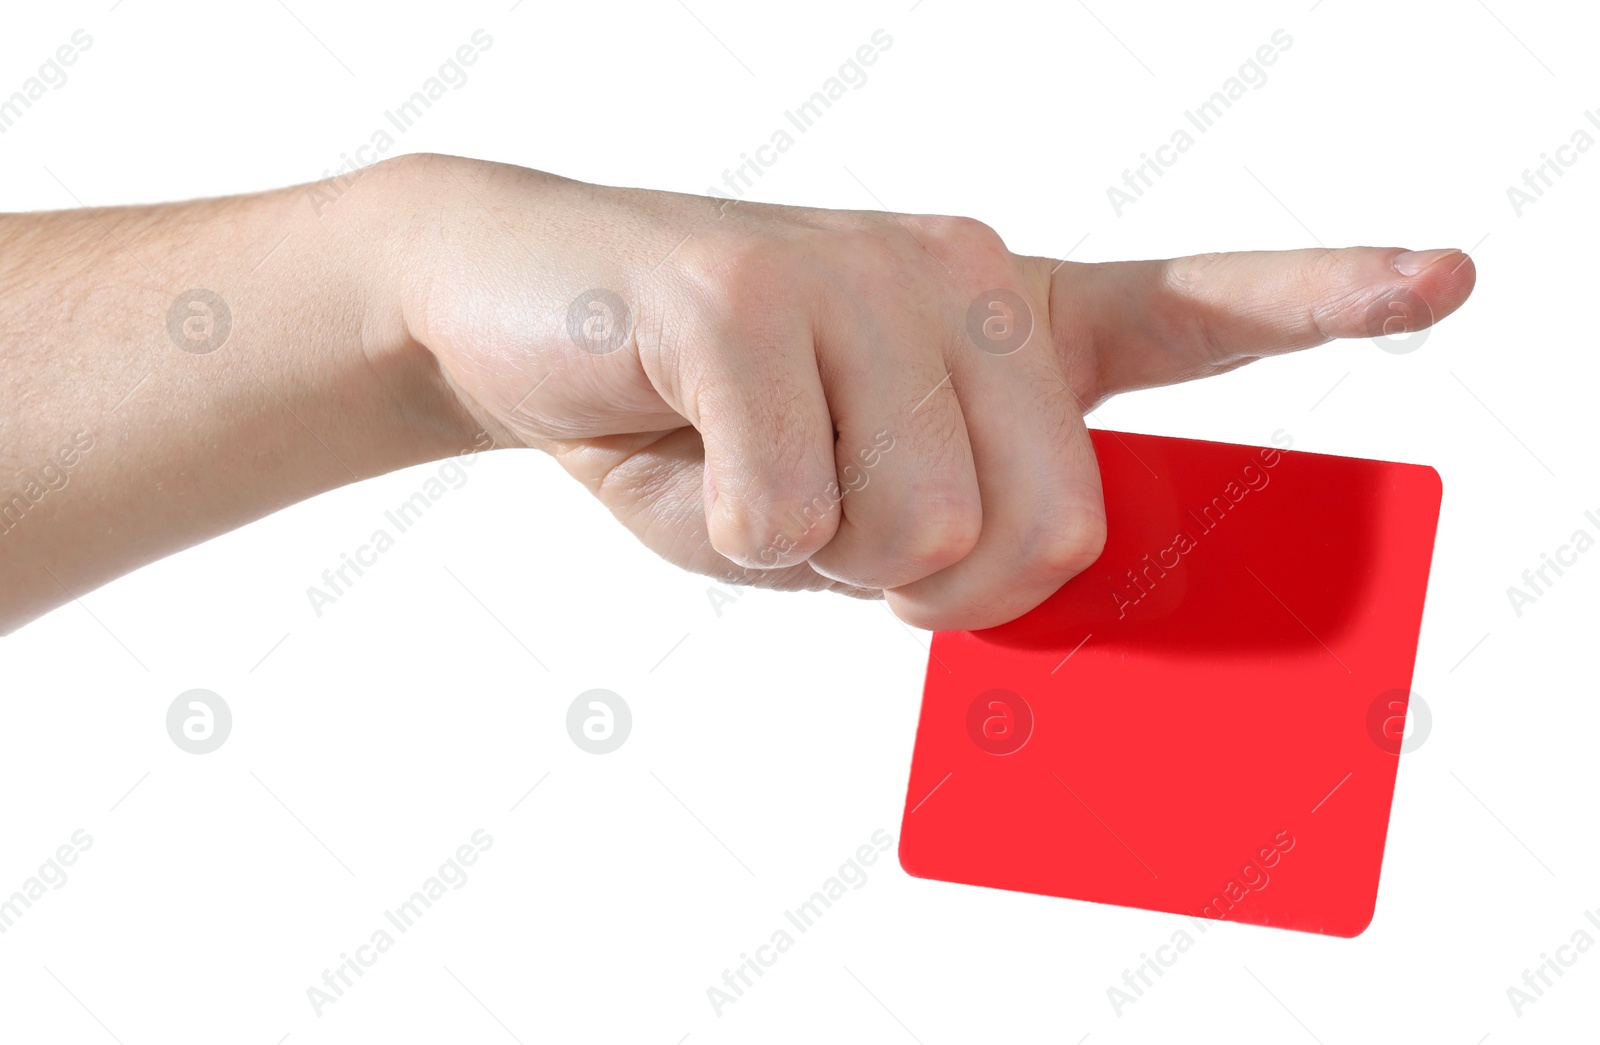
[1053,245,1477,400]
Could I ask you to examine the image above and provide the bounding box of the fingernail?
[1392,248,1462,277]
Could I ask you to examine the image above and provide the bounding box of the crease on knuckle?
[1029,505,1107,576]
[892,497,982,573]
[1161,251,1226,295]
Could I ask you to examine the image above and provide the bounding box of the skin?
[0,152,1476,635]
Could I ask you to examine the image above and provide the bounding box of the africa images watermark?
[754,429,896,566]
[1107,829,1297,1016]
[1505,110,1600,217]
[0,830,94,935]
[1106,29,1293,216]
[703,428,896,615]
[167,689,232,755]
[707,29,894,215]
[305,431,495,616]
[1505,506,1600,617]
[0,29,93,135]
[567,689,631,755]
[1108,429,1294,619]
[305,29,495,216]
[306,829,494,1016]
[0,428,95,537]
[706,829,894,1016]
[1505,905,1600,1018]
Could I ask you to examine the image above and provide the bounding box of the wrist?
[341,153,489,463]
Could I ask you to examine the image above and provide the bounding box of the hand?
[396,154,1476,631]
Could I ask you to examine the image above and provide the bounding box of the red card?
[897,429,1442,937]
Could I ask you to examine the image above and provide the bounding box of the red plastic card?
[898,429,1442,936]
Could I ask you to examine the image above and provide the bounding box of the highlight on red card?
[898,429,1443,937]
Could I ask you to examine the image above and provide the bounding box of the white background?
[1,0,1596,1041]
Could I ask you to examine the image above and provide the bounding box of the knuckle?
[693,238,805,321]
[891,496,983,573]
[1304,246,1346,286]
[922,214,1015,282]
[926,214,1006,254]
[1162,251,1227,293]
[1027,506,1107,576]
[713,486,839,566]
[1161,254,1234,361]
[889,602,945,632]
[778,504,838,558]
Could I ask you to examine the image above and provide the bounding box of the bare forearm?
[0,160,472,631]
